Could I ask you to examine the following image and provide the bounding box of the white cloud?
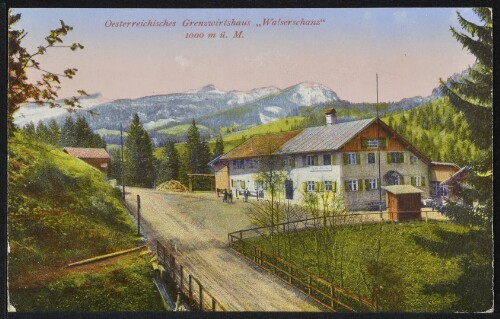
[175,55,191,69]
[393,10,408,23]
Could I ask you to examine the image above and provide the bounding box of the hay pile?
[156,180,189,192]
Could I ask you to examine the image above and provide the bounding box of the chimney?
[325,108,337,125]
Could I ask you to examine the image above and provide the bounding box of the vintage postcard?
[6,6,493,315]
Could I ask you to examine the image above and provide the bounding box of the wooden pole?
[180,265,184,292]
[188,275,192,299]
[199,284,203,310]
[137,194,141,236]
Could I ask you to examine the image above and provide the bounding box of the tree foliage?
[8,12,87,134]
[438,8,492,227]
[124,114,155,188]
[183,120,212,190]
[157,140,180,184]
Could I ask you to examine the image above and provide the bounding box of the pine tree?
[184,120,212,190]
[36,121,50,142]
[157,140,180,184]
[61,116,76,146]
[23,122,36,138]
[125,114,155,188]
[47,119,61,146]
[438,8,492,227]
[74,116,94,147]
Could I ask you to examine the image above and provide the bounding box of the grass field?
[246,221,492,312]
[8,133,165,311]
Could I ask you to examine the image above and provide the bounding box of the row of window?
[232,152,420,169]
[303,181,337,192]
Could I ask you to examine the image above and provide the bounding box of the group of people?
[216,188,252,203]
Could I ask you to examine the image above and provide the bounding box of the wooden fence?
[228,232,375,312]
[155,240,226,312]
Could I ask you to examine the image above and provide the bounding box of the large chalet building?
[213,109,459,210]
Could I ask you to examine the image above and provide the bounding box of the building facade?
[63,147,111,175]
[214,110,441,211]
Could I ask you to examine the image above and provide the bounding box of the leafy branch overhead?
[8,12,88,134]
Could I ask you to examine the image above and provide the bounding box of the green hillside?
[8,133,165,311]
[382,97,481,166]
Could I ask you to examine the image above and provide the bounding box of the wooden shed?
[63,147,111,175]
[382,185,423,222]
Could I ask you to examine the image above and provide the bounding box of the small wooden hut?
[382,185,423,222]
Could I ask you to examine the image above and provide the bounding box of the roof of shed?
[382,185,423,195]
[63,147,110,159]
[220,130,301,160]
[274,118,375,155]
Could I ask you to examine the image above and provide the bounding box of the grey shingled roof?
[382,185,423,194]
[274,118,375,155]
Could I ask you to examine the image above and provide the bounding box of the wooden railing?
[156,240,226,311]
[228,233,375,312]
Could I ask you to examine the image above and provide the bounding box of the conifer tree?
[36,121,50,141]
[185,120,212,189]
[61,116,76,146]
[125,114,155,188]
[23,122,36,138]
[157,140,180,184]
[47,119,61,146]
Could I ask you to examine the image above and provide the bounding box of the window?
[367,139,380,148]
[367,153,376,164]
[411,176,425,187]
[100,163,108,168]
[346,153,357,165]
[323,154,331,165]
[307,155,318,166]
[233,160,245,169]
[347,180,358,192]
[307,181,315,192]
[325,181,333,191]
[388,152,404,164]
[367,178,378,190]
[410,155,418,164]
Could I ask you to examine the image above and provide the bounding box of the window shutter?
[319,182,325,192]
[314,182,319,192]
[332,154,336,165]
[344,181,349,191]
[377,178,380,189]
[241,181,246,189]
[399,152,405,163]
[314,156,319,166]
[358,179,363,191]
[387,153,392,164]
[411,176,415,186]
[361,139,368,149]
[333,182,337,192]
[343,154,348,165]
[365,179,370,190]
[380,138,387,149]
[356,153,361,165]
[421,176,426,186]
[302,182,307,192]
[290,158,295,168]
[302,156,306,166]
[231,179,234,188]
[401,176,405,185]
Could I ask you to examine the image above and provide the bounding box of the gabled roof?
[220,130,301,160]
[382,185,423,195]
[63,147,110,159]
[440,166,470,186]
[274,118,375,155]
[431,161,461,170]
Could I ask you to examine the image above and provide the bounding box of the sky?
[13,8,479,103]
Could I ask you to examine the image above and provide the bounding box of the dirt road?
[125,188,322,311]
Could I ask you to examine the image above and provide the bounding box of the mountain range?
[15,81,444,144]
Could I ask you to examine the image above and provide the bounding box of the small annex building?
[63,147,111,175]
[383,185,423,222]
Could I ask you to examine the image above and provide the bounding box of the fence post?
[180,265,184,292]
[188,274,192,299]
[330,285,334,310]
[163,245,166,265]
[239,231,243,240]
[137,194,141,235]
[289,265,292,283]
[199,284,203,310]
[308,275,312,295]
[254,246,257,263]
[260,250,263,265]
[212,297,216,311]
[425,210,428,223]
